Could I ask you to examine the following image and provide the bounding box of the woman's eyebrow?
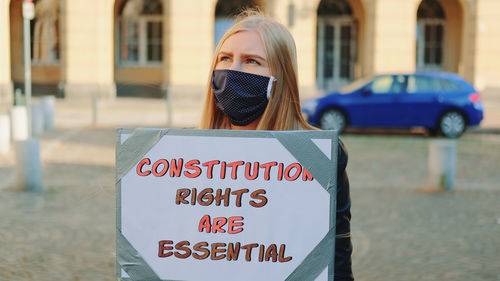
[241,53,267,61]
[218,51,232,57]
[218,51,267,62]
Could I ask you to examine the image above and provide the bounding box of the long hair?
[199,10,314,130]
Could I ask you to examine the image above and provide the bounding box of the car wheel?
[439,111,465,138]
[320,109,346,132]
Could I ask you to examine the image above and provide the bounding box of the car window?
[340,76,374,93]
[407,75,443,93]
[440,78,464,92]
[394,75,405,92]
[370,75,404,94]
[370,76,393,94]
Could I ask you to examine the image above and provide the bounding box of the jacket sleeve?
[334,140,354,281]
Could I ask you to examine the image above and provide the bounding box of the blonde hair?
[199,10,315,131]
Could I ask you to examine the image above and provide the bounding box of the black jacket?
[335,140,354,280]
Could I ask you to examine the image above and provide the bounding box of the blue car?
[302,72,484,138]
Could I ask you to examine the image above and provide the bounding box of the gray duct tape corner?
[117,229,161,281]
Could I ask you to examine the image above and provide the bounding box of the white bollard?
[14,88,24,106]
[10,106,29,141]
[0,115,10,154]
[15,138,43,192]
[428,140,457,191]
[41,95,55,131]
[92,93,98,125]
[31,103,44,137]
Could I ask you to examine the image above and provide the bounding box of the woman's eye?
[220,56,231,62]
[247,59,260,65]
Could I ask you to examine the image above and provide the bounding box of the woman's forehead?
[219,30,267,58]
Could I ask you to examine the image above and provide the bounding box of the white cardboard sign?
[116,129,337,281]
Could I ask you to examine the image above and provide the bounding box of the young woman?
[200,10,353,280]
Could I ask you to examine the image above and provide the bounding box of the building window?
[31,0,60,65]
[118,0,163,66]
[416,0,445,70]
[317,0,357,91]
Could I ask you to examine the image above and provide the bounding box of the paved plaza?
[1,98,499,281]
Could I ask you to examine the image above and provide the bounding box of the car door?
[347,75,406,127]
[398,75,443,127]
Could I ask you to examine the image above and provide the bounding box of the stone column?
[372,0,416,73]
[165,0,214,108]
[278,0,319,99]
[473,0,500,94]
[63,0,116,100]
[0,0,14,107]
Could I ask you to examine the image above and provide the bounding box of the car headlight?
[301,99,318,115]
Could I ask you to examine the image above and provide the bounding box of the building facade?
[0,0,499,108]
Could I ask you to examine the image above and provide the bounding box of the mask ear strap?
[267,76,277,99]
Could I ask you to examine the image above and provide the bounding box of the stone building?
[0,0,499,108]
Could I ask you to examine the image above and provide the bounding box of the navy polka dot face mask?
[212,69,277,126]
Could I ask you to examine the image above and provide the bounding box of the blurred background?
[0,0,499,280]
[1,0,500,107]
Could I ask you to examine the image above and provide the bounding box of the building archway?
[416,0,463,72]
[316,0,365,91]
[214,0,263,49]
[9,0,62,97]
[114,0,164,98]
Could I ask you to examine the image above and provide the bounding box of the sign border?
[116,128,338,281]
